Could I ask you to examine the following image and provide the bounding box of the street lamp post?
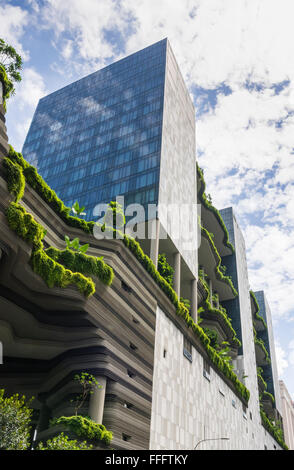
[194,437,230,450]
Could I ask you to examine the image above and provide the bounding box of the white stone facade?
[150,306,282,450]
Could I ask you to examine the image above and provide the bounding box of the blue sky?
[1,0,294,401]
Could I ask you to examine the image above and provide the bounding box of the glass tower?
[22,38,197,278]
[22,40,167,220]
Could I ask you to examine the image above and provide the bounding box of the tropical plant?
[0,389,33,450]
[65,235,89,254]
[0,38,22,84]
[103,201,125,230]
[71,373,102,416]
[71,201,86,217]
[157,253,174,286]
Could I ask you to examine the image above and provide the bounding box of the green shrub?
[0,64,14,110]
[197,163,235,254]
[260,409,288,450]
[36,432,93,450]
[51,416,112,446]
[0,389,33,450]
[157,253,174,286]
[2,157,25,202]
[45,247,114,286]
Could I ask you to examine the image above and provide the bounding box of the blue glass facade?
[22,39,167,220]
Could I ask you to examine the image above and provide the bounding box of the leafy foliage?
[197,163,235,254]
[0,389,33,450]
[157,253,174,286]
[71,373,102,416]
[65,235,89,254]
[45,247,114,286]
[0,38,22,109]
[2,157,25,202]
[6,203,96,297]
[71,201,86,216]
[103,201,126,230]
[51,416,112,446]
[0,38,22,84]
[36,432,93,450]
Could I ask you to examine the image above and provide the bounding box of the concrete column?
[149,218,160,268]
[190,278,197,322]
[173,252,181,297]
[209,279,213,305]
[88,377,107,424]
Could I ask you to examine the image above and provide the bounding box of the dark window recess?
[250,412,252,420]
[127,370,135,378]
[203,358,211,381]
[132,316,140,324]
[183,337,192,362]
[122,281,132,293]
[129,342,138,351]
[123,402,134,409]
[242,403,247,419]
[264,445,267,450]
[163,349,167,358]
[122,433,132,442]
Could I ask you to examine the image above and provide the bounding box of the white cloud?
[275,340,289,377]
[6,67,47,151]
[0,4,29,61]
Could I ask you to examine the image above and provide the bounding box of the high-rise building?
[279,380,294,449]
[254,291,282,418]
[0,39,287,450]
[22,39,198,292]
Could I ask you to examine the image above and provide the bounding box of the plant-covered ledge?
[1,145,250,404]
[197,163,235,254]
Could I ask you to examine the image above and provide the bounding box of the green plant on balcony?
[64,235,89,254]
[260,409,288,450]
[250,291,267,330]
[0,38,22,110]
[198,276,241,349]
[180,297,191,312]
[157,253,174,286]
[197,163,235,254]
[71,201,86,217]
[71,373,102,416]
[199,220,238,297]
[36,432,93,450]
[2,147,250,404]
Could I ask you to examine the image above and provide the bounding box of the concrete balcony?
[198,229,237,303]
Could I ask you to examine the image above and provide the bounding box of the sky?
[1,0,294,401]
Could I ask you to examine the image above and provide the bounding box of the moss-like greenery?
[200,221,238,297]
[51,416,112,446]
[198,276,241,349]
[197,163,235,254]
[260,409,288,450]
[262,390,275,405]
[250,290,267,330]
[253,326,271,365]
[157,253,174,287]
[257,367,267,390]
[2,147,250,403]
[45,247,114,286]
[0,65,14,111]
[2,157,25,203]
[7,146,95,234]
[6,203,96,297]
